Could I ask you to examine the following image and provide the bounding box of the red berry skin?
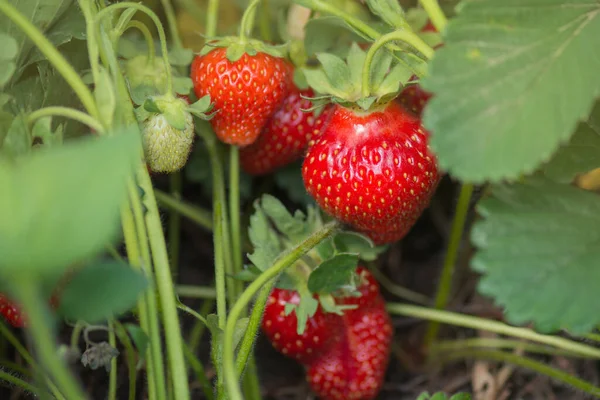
[191,48,291,147]
[240,86,333,175]
[0,294,25,328]
[262,288,336,364]
[302,102,439,244]
[397,85,432,118]
[306,269,393,400]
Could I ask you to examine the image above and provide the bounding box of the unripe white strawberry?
[141,97,194,173]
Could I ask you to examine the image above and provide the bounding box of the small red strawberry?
[240,85,333,175]
[0,294,25,328]
[262,288,335,364]
[306,268,393,400]
[191,48,292,146]
[302,101,439,244]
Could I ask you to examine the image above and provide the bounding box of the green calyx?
[244,195,387,334]
[137,93,214,131]
[303,42,413,111]
[198,36,289,63]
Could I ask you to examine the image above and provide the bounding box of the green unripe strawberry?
[125,55,167,92]
[141,96,195,173]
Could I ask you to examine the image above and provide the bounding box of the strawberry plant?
[1,0,600,398]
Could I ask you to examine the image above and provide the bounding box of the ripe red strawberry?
[240,85,333,175]
[302,101,439,244]
[306,268,393,400]
[262,288,335,364]
[0,294,25,328]
[191,48,292,146]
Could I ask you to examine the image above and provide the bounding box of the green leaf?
[0,0,72,72]
[303,68,345,98]
[0,34,17,87]
[95,67,116,128]
[132,85,159,106]
[232,318,249,350]
[303,16,365,57]
[365,0,405,29]
[316,53,353,94]
[247,199,282,271]
[346,43,365,93]
[542,100,600,182]
[169,47,194,66]
[57,260,148,323]
[188,95,214,119]
[125,324,149,362]
[422,0,600,183]
[293,293,319,335]
[471,178,600,334]
[18,5,86,71]
[32,116,64,147]
[308,253,359,294]
[449,394,471,400]
[173,76,194,96]
[1,114,31,157]
[369,50,393,92]
[260,194,309,242]
[0,129,140,275]
[0,109,14,147]
[333,231,385,261]
[375,62,412,97]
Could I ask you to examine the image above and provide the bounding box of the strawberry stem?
[239,0,262,42]
[26,106,104,133]
[222,221,339,400]
[96,3,175,95]
[158,0,183,49]
[423,183,474,349]
[154,189,214,231]
[206,0,219,37]
[361,29,435,98]
[0,0,99,120]
[123,21,157,64]
[386,303,600,359]
[418,0,448,32]
[435,349,600,397]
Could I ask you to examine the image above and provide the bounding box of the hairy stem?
[154,189,213,231]
[27,107,104,133]
[437,349,600,397]
[386,303,600,359]
[424,183,474,348]
[124,20,156,64]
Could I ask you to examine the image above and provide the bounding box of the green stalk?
[258,0,272,42]
[124,21,156,64]
[183,343,214,400]
[96,3,174,94]
[239,0,262,42]
[114,322,138,400]
[386,303,600,359]
[168,172,183,277]
[137,165,191,400]
[107,320,118,400]
[361,29,434,97]
[431,338,588,358]
[0,0,98,118]
[0,369,47,398]
[418,0,448,32]
[27,107,104,133]
[423,183,474,348]
[158,0,183,49]
[205,0,220,38]
[189,299,215,353]
[154,189,213,231]
[223,221,339,400]
[229,147,244,300]
[366,265,430,305]
[120,201,160,400]
[437,349,600,397]
[12,279,87,400]
[176,285,217,299]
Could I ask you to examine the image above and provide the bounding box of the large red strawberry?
[0,294,25,328]
[190,48,291,146]
[262,288,336,364]
[302,101,439,244]
[240,85,333,175]
[306,268,393,400]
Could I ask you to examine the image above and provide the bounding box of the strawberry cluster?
[262,268,392,400]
